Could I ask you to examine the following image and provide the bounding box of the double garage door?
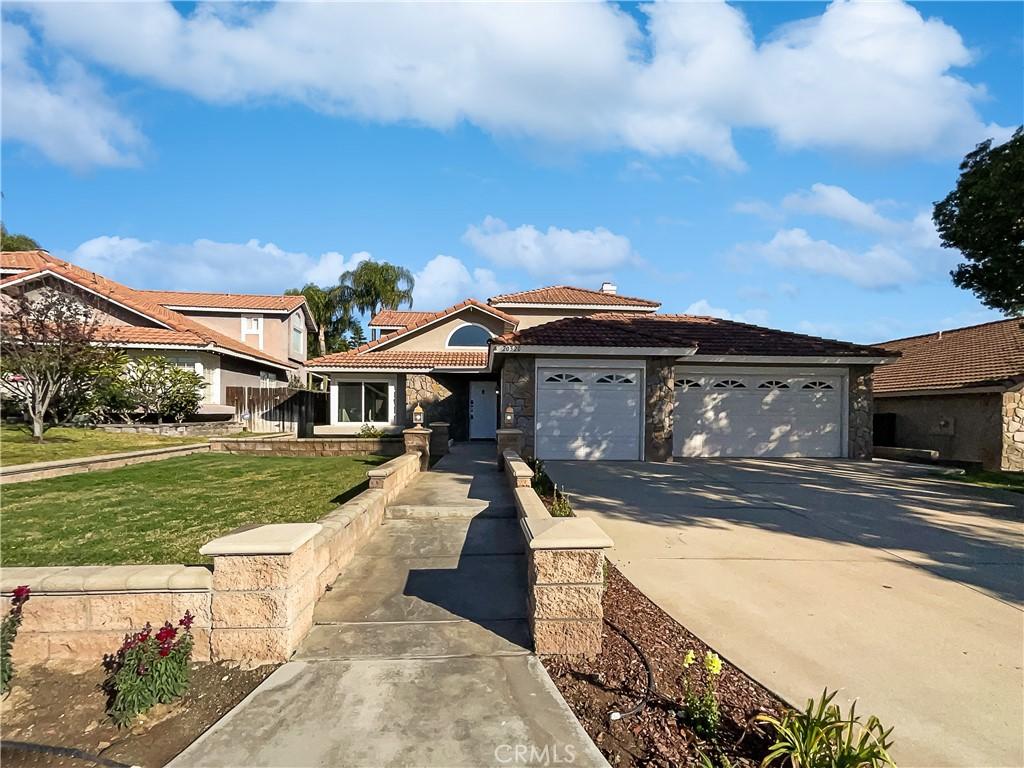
[535,362,845,460]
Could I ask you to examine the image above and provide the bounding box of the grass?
[941,468,1024,494]
[0,425,206,466]
[0,453,388,566]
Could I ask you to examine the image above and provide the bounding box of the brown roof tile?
[494,313,893,357]
[368,310,440,328]
[488,285,660,308]
[873,318,1024,393]
[307,350,488,370]
[138,290,306,312]
[1,250,61,271]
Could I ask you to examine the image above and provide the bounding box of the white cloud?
[64,236,368,293]
[685,299,769,326]
[462,216,634,281]
[782,184,897,234]
[14,0,1009,170]
[413,254,503,311]
[733,199,782,222]
[743,228,918,289]
[1,22,143,170]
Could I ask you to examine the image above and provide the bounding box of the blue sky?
[2,1,1021,343]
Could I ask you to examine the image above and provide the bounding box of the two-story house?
[1,250,315,411]
[306,284,895,461]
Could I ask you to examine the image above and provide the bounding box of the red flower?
[156,623,177,644]
[178,611,194,630]
[12,585,30,603]
[158,645,171,657]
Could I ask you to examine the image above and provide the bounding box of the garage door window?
[802,380,834,390]
[544,372,583,383]
[675,378,702,390]
[758,380,790,390]
[596,373,635,384]
[712,379,746,389]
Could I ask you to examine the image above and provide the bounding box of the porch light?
[412,404,425,425]
[503,404,515,428]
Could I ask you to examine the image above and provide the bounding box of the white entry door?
[536,365,642,460]
[469,380,497,439]
[673,369,844,457]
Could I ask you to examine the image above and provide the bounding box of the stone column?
[848,366,874,460]
[500,356,535,459]
[403,426,432,471]
[1002,390,1024,472]
[645,357,674,462]
[496,428,524,469]
[428,422,450,456]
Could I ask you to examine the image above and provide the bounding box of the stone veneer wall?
[97,421,242,437]
[500,356,536,459]
[1002,389,1024,472]
[645,358,674,462]
[848,365,874,460]
[404,374,471,441]
[210,437,405,457]
[2,452,424,669]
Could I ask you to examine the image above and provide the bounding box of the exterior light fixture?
[503,404,515,428]
[412,404,425,425]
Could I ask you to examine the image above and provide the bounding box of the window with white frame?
[338,382,389,422]
[447,323,492,348]
[291,312,304,356]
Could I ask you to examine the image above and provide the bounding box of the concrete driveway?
[547,458,1024,768]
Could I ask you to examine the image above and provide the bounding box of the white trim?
[368,304,516,351]
[162,305,293,315]
[493,344,697,357]
[207,345,292,373]
[1,269,173,329]
[684,354,894,365]
[240,314,264,351]
[368,324,406,330]
[307,365,487,373]
[210,363,222,405]
[490,302,659,311]
[875,385,1013,398]
[445,321,495,350]
[329,373,397,426]
[542,357,645,369]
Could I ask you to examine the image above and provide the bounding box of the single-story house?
[0,250,317,411]
[307,283,895,460]
[873,318,1024,471]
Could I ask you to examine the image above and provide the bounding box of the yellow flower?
[683,650,696,669]
[705,651,722,677]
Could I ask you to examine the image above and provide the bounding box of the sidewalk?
[170,443,607,768]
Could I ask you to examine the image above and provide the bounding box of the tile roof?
[488,285,660,308]
[494,313,894,357]
[1,260,296,370]
[307,350,488,370]
[1,250,61,271]
[138,290,306,312]
[873,318,1024,393]
[368,309,440,328]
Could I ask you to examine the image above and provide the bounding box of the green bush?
[529,459,555,496]
[549,485,573,517]
[357,423,384,438]
[104,612,196,726]
[1,586,31,694]
[122,357,205,423]
[758,689,896,768]
[677,649,723,741]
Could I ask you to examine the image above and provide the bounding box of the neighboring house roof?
[873,318,1024,394]
[488,285,660,309]
[494,313,894,358]
[0,249,61,273]
[307,350,489,371]
[0,260,296,371]
[138,289,306,313]
[368,309,441,328]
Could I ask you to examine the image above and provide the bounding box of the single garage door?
[673,371,843,457]
[536,366,642,460]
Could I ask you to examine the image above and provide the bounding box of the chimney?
[600,281,617,295]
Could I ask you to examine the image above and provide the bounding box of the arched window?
[802,380,834,390]
[758,380,790,390]
[545,372,583,383]
[712,379,746,389]
[446,323,492,348]
[596,373,635,384]
[675,378,702,391]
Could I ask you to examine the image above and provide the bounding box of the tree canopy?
[284,283,358,356]
[340,261,415,317]
[933,127,1024,316]
[1,224,41,252]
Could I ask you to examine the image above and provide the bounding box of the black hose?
[604,617,657,723]
[1,740,135,768]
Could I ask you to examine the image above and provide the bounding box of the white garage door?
[536,366,642,460]
[673,370,844,458]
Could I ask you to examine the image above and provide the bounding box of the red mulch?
[543,565,786,767]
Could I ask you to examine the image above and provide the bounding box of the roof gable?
[488,285,660,308]
[138,289,307,313]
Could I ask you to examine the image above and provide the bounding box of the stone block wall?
[97,421,242,437]
[500,356,536,459]
[210,437,404,457]
[404,373,470,441]
[848,365,874,460]
[645,358,674,462]
[1002,389,1024,472]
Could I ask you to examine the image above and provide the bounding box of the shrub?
[122,357,205,423]
[104,611,196,726]
[549,485,573,517]
[677,649,723,740]
[529,459,555,496]
[357,423,384,438]
[758,688,896,768]
[1,586,31,694]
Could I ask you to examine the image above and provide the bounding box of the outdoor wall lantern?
[503,404,515,428]
[413,404,425,425]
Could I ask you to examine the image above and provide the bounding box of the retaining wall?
[210,436,405,457]
[0,443,212,485]
[97,421,242,437]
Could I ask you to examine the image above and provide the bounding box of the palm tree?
[339,261,415,317]
[284,283,359,356]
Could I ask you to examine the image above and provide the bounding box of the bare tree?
[0,286,111,440]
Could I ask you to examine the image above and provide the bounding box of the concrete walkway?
[171,443,607,768]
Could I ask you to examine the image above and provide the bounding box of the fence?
[225,387,329,435]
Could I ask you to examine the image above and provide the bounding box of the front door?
[469,381,498,439]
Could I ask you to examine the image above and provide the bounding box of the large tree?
[1,224,41,252]
[0,287,114,439]
[284,283,359,356]
[340,260,415,317]
[934,126,1024,316]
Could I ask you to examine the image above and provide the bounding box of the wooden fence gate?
[225,387,329,435]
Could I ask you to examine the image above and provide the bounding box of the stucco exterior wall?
[500,356,536,459]
[176,310,306,364]
[1001,389,1024,472]
[403,373,472,440]
[385,307,509,351]
[874,392,1003,469]
[221,356,288,391]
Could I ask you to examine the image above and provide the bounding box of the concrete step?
[386,502,517,519]
[296,619,531,660]
[365,518,525,557]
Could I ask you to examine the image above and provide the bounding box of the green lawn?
[942,468,1024,494]
[0,425,206,466]
[0,453,388,566]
